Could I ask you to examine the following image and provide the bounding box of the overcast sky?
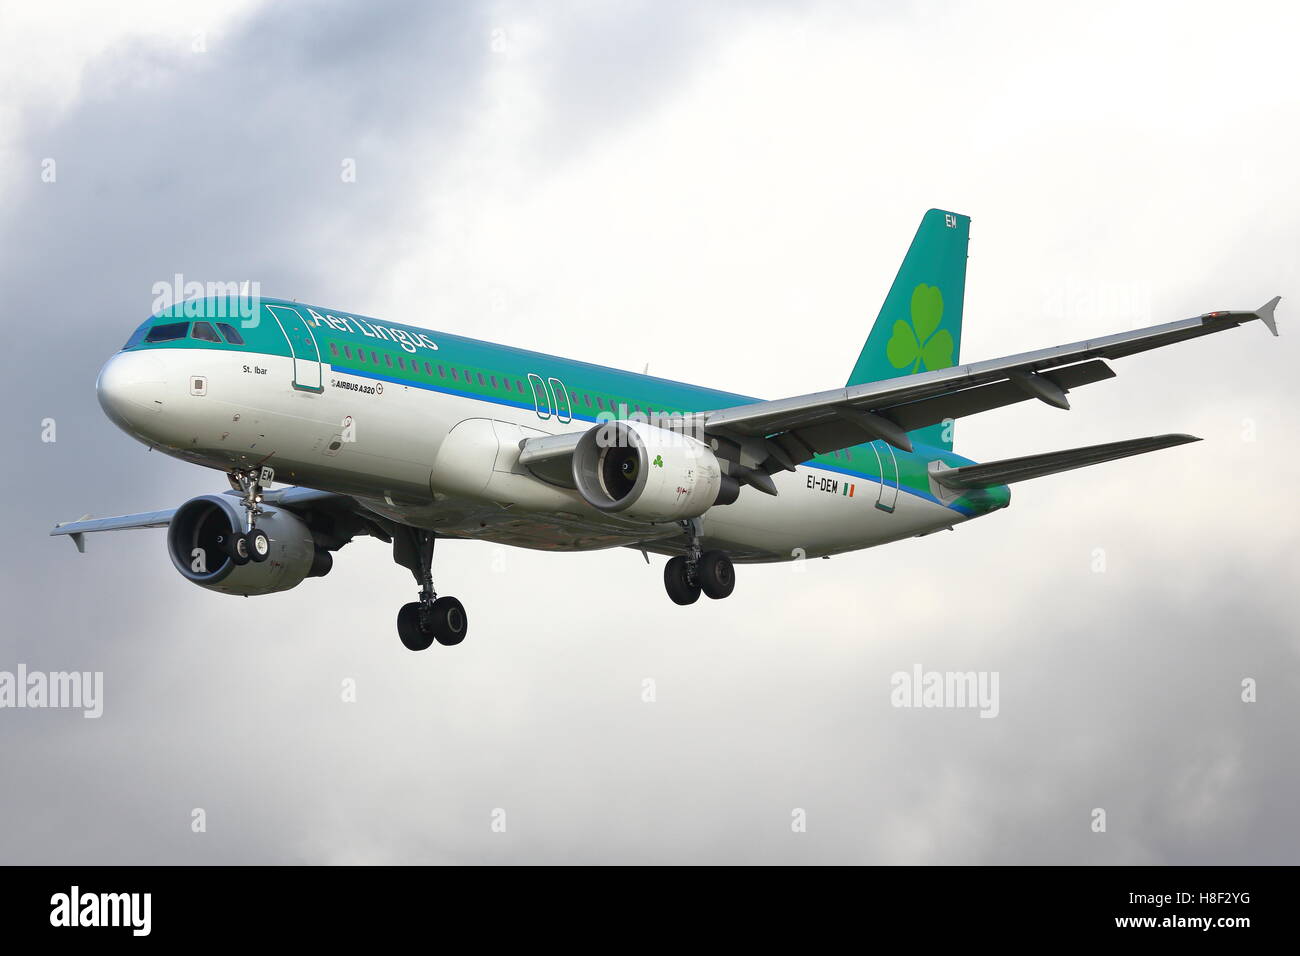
[1,0,1297,864]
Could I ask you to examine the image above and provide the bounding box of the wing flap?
[929,434,1201,490]
[732,360,1115,471]
[890,360,1116,429]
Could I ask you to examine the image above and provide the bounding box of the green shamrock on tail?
[886,283,954,373]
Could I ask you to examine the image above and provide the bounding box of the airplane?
[52,209,1281,651]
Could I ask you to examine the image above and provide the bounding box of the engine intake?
[166,494,324,596]
[572,420,735,520]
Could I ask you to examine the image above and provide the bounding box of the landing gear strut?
[394,529,468,651]
[224,466,272,565]
[663,519,735,605]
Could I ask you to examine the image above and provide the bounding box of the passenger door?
[266,304,323,392]
[871,440,899,513]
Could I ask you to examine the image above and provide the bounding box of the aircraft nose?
[96,351,168,433]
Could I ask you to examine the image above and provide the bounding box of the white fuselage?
[99,347,972,562]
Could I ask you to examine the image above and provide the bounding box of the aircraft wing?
[928,434,1200,490]
[701,297,1280,482]
[50,487,369,552]
[51,510,175,552]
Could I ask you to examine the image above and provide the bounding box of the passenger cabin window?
[329,342,340,357]
[216,323,245,345]
[191,321,221,343]
[144,322,189,343]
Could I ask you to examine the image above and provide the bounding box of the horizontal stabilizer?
[930,434,1201,490]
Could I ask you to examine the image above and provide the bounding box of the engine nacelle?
[166,494,327,596]
[571,420,735,520]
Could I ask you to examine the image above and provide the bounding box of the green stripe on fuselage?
[126,296,1009,516]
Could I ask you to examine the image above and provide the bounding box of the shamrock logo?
[652,455,664,468]
[886,283,954,373]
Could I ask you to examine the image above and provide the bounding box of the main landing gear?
[222,466,273,566]
[663,518,735,605]
[394,528,467,651]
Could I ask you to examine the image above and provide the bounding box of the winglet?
[1256,295,1281,337]
[52,514,93,553]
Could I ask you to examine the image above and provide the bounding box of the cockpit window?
[216,323,245,345]
[191,321,221,343]
[144,322,190,343]
[122,318,153,350]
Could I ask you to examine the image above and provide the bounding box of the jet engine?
[166,494,331,596]
[571,419,737,520]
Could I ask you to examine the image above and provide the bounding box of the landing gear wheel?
[397,602,435,651]
[392,530,469,649]
[226,466,272,567]
[245,528,271,563]
[664,556,701,605]
[429,596,468,646]
[225,532,250,566]
[698,550,735,600]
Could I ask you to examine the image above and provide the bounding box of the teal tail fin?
[845,208,970,451]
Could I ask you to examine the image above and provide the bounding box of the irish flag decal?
[843,482,855,497]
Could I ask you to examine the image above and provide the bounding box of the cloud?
[2,0,1297,864]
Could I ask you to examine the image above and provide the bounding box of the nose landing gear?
[226,466,274,564]
[663,519,735,605]
[244,528,270,562]
[394,528,468,651]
